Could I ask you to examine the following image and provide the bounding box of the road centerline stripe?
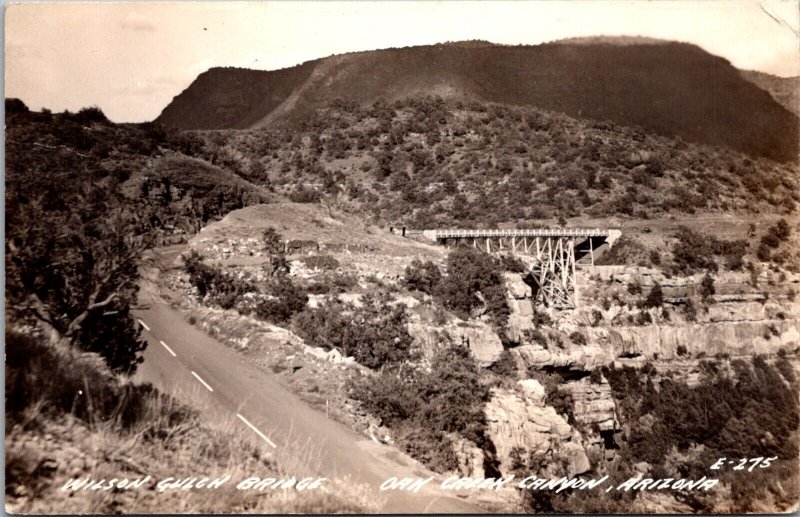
[237,413,277,448]
[159,340,177,357]
[191,371,214,392]
[138,319,151,332]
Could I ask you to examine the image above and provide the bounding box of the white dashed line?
[138,319,151,332]
[191,371,214,392]
[237,413,277,448]
[159,340,177,357]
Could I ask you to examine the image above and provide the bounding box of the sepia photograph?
[4,0,800,513]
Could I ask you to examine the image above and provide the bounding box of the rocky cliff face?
[591,318,799,360]
[504,272,536,342]
[484,379,591,478]
[488,261,799,483]
[409,316,504,366]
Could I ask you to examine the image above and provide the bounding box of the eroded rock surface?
[485,381,590,477]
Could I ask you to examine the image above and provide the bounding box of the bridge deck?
[429,228,610,239]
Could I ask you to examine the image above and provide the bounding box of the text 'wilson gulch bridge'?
[394,227,622,309]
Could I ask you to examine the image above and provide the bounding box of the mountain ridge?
[740,69,800,117]
[156,39,799,163]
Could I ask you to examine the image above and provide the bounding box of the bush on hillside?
[639,282,664,309]
[183,251,254,308]
[291,296,415,368]
[433,246,510,327]
[603,357,799,472]
[255,277,308,324]
[5,330,195,434]
[350,345,492,472]
[288,186,322,203]
[699,272,716,301]
[403,259,442,294]
[671,226,746,274]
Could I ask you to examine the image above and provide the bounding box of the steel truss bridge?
[421,228,621,309]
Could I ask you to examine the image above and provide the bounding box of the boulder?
[450,435,485,478]
[514,299,534,316]
[517,379,546,405]
[504,273,532,299]
[562,441,591,477]
[303,345,329,361]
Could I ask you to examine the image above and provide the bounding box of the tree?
[6,193,147,373]
[263,227,289,277]
[404,259,442,294]
[256,277,308,324]
[292,296,415,369]
[699,272,716,302]
[433,246,510,327]
[640,282,664,309]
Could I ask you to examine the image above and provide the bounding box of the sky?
[5,0,800,122]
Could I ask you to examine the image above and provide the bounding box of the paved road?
[132,288,485,513]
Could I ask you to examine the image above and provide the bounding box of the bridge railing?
[431,228,610,239]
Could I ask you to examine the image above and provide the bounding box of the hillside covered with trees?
[189,96,799,229]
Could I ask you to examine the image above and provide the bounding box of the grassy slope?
[5,331,376,514]
[189,202,444,260]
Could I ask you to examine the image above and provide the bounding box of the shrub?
[255,277,308,324]
[524,328,548,347]
[699,272,716,301]
[757,219,792,263]
[350,345,491,472]
[5,330,195,432]
[262,227,285,255]
[640,282,664,309]
[489,349,519,378]
[300,255,340,270]
[604,357,799,479]
[433,246,509,328]
[498,254,527,273]
[403,259,442,294]
[569,331,587,346]
[5,98,29,114]
[292,296,415,369]
[304,271,358,295]
[183,251,254,308]
[671,226,746,274]
[288,186,322,203]
[531,310,553,327]
[546,385,575,424]
[649,250,661,266]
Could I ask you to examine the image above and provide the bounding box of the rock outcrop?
[590,318,800,360]
[409,318,504,366]
[504,272,535,342]
[561,377,618,434]
[485,380,590,477]
[512,343,609,371]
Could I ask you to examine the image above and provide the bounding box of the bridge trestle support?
[432,228,618,309]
